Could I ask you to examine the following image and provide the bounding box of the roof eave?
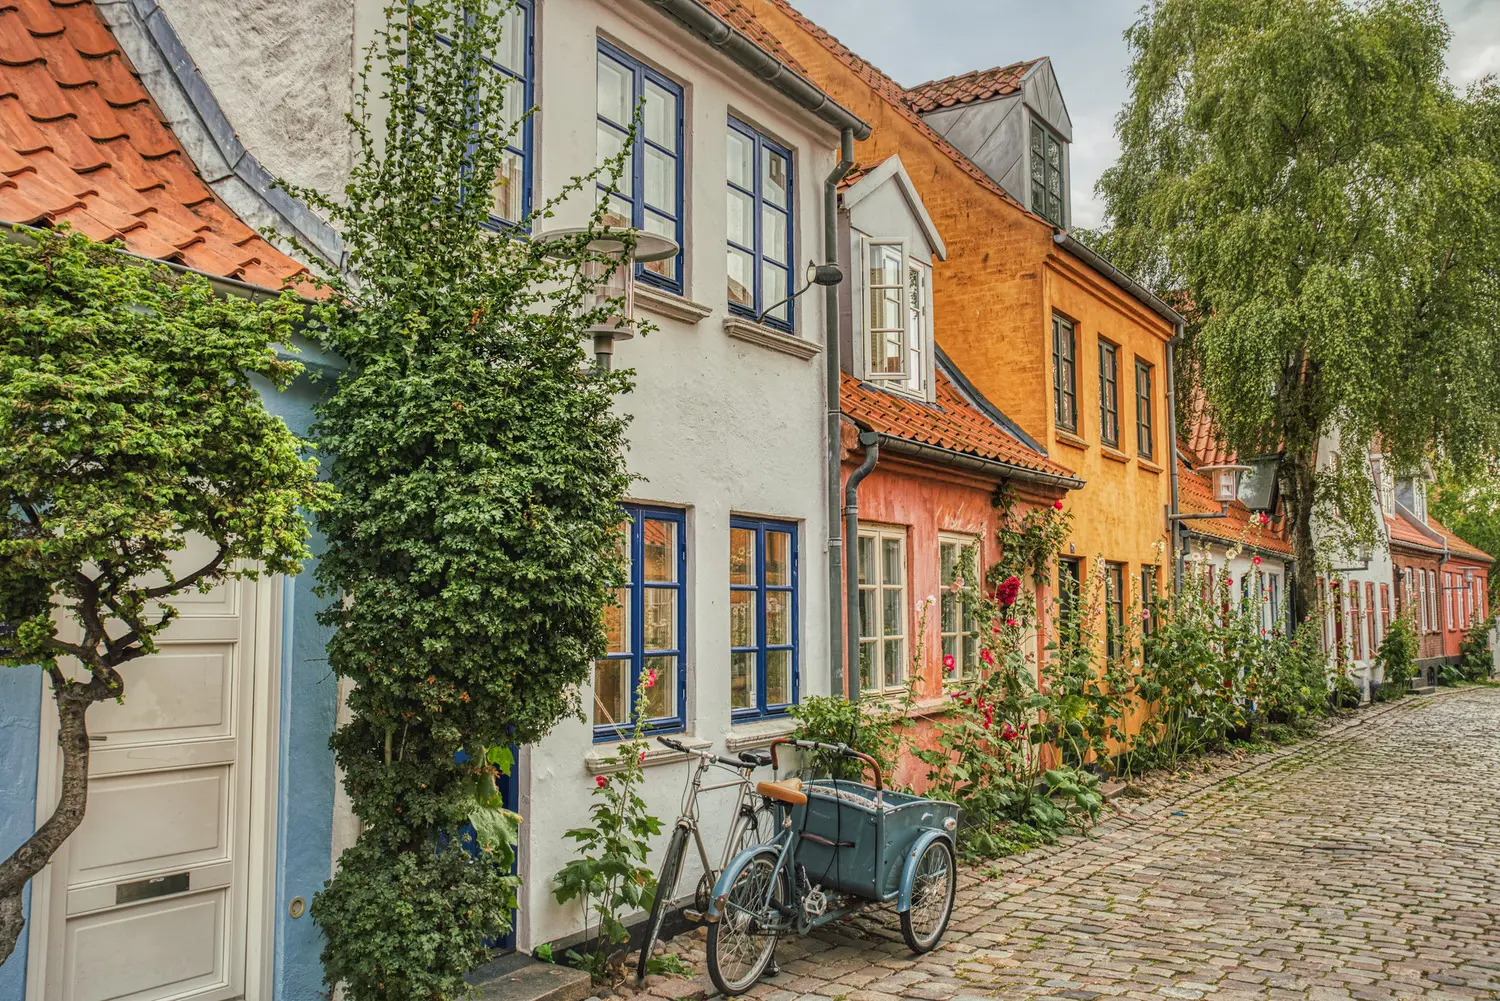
[868,432,1083,491]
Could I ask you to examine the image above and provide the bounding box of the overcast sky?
[787,0,1500,229]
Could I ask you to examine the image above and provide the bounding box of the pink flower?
[645,669,658,688]
[638,749,647,765]
[1006,618,1017,628]
[1054,499,1065,511]
[952,576,966,591]
[943,654,956,670]
[980,648,995,667]
[1000,722,1017,743]
[997,575,1021,607]
[596,775,608,789]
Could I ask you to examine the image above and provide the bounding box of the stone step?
[467,953,594,1001]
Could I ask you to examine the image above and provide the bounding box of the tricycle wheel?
[707,848,786,995]
[900,837,955,953]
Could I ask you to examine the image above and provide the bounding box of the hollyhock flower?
[980,648,995,667]
[596,775,609,788]
[646,669,658,688]
[926,594,938,606]
[1000,722,1017,743]
[1006,618,1017,628]
[1054,499,1065,511]
[639,749,647,765]
[1252,556,1262,566]
[943,654,956,671]
[952,576,966,591]
[997,575,1021,607]
[1259,512,1270,526]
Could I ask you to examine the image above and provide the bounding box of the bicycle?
[703,738,958,996]
[635,736,776,983]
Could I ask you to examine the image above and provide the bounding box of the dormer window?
[863,238,932,398]
[1029,118,1065,227]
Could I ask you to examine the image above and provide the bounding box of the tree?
[1432,468,1500,606]
[1093,0,1500,620]
[0,229,326,963]
[285,3,636,997]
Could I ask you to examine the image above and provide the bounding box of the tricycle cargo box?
[788,780,958,900]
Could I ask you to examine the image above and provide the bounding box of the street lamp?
[755,260,844,325]
[533,226,679,371]
[1169,462,1254,523]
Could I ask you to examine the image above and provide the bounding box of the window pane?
[593,658,629,727]
[644,587,676,650]
[858,588,877,642]
[643,519,677,581]
[870,283,903,334]
[882,588,902,637]
[940,542,957,584]
[730,590,755,648]
[727,188,754,248]
[597,54,631,126]
[730,527,755,586]
[597,123,632,185]
[765,531,791,585]
[727,128,754,189]
[762,262,788,323]
[941,592,958,633]
[642,211,677,280]
[766,650,791,706]
[492,148,525,223]
[644,79,675,148]
[870,243,902,287]
[603,193,631,229]
[603,588,629,654]
[763,148,789,208]
[731,651,756,709]
[857,536,875,585]
[728,247,754,308]
[496,7,526,74]
[644,146,675,213]
[859,641,876,692]
[766,590,790,645]
[762,205,787,264]
[882,538,902,587]
[883,639,903,688]
[643,655,676,719]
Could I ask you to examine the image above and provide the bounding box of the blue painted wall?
[0,668,40,1001]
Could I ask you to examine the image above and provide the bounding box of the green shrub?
[1374,614,1419,697]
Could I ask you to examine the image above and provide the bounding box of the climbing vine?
[290,3,640,998]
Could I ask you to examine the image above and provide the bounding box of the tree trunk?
[1282,440,1321,626]
[0,687,93,966]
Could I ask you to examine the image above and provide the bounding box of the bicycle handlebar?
[656,736,761,771]
[768,737,884,790]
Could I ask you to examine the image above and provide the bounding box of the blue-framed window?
[594,505,687,741]
[596,40,684,293]
[730,517,799,720]
[432,0,534,229]
[727,119,795,330]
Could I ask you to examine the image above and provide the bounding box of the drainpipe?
[826,129,856,701]
[844,431,880,701]
[1166,323,1184,594]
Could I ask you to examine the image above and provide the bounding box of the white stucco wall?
[154,0,355,199]
[1185,541,1289,637]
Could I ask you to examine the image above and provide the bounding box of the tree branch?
[142,544,230,600]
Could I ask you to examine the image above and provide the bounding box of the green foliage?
[552,674,664,981]
[1374,613,1420,697]
[1095,0,1500,617]
[0,226,325,961]
[1432,471,1500,606]
[1441,617,1494,685]
[789,693,907,782]
[299,3,638,997]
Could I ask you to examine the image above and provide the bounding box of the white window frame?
[938,534,981,682]
[857,525,908,695]
[1417,569,1427,632]
[863,237,909,383]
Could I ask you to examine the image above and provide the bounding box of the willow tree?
[1094,0,1500,619]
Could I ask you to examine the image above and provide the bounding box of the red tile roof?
[836,155,891,191]
[0,0,307,289]
[1177,454,1293,556]
[1181,394,1238,468]
[841,369,1076,481]
[1387,511,1443,554]
[700,0,808,74]
[905,58,1042,114]
[1425,515,1493,563]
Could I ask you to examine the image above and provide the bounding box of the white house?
[0,0,869,996]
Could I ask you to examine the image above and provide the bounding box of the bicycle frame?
[669,752,761,879]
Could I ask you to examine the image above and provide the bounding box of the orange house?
[742,0,1181,657]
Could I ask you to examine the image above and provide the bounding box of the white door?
[33,539,266,1001]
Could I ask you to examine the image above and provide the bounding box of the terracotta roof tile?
[835,155,890,191]
[1182,393,1237,468]
[1178,455,1293,556]
[905,58,1041,114]
[0,1,308,289]
[699,0,807,75]
[1387,512,1442,552]
[841,368,1076,481]
[1427,516,1493,563]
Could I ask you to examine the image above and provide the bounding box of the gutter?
[641,0,871,140]
[843,432,880,701]
[824,129,856,701]
[872,434,1085,491]
[1166,323,1184,592]
[1053,232,1185,329]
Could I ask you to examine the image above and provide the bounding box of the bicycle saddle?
[738,749,772,767]
[756,777,807,806]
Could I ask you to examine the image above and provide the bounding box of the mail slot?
[116,871,189,905]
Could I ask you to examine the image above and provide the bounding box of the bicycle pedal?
[681,908,705,923]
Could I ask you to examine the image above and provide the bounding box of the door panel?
[61,892,226,1001]
[66,766,231,883]
[87,648,235,743]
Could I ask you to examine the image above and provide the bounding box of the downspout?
[826,129,856,701]
[844,431,881,701]
[1166,323,1184,593]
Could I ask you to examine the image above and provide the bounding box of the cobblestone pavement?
[634,687,1500,1001]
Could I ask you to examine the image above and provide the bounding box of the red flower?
[1258,512,1270,526]
[596,775,609,789]
[980,648,995,667]
[943,654,956,670]
[997,575,1021,607]
[1006,618,1017,628]
[1000,722,1017,743]
[1252,556,1262,566]
[1054,499,1065,511]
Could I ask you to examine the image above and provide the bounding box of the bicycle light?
[943,817,957,832]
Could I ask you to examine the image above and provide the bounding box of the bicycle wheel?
[637,825,690,983]
[900,837,956,953]
[706,847,787,995]
[726,799,775,857]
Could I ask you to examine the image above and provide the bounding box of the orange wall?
[1440,557,1490,658]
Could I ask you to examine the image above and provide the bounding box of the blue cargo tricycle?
[704,738,959,995]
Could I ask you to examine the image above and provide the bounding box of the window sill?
[1101,445,1129,464]
[636,284,713,325]
[723,317,822,360]
[585,734,711,775]
[1055,429,1088,451]
[1138,457,1164,474]
[725,716,798,751]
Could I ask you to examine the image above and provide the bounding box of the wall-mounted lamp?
[755,260,844,325]
[1170,463,1253,523]
[533,226,680,371]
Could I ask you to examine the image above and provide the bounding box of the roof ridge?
[906,56,1043,97]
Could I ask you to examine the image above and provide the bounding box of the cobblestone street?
[648,688,1500,1001]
